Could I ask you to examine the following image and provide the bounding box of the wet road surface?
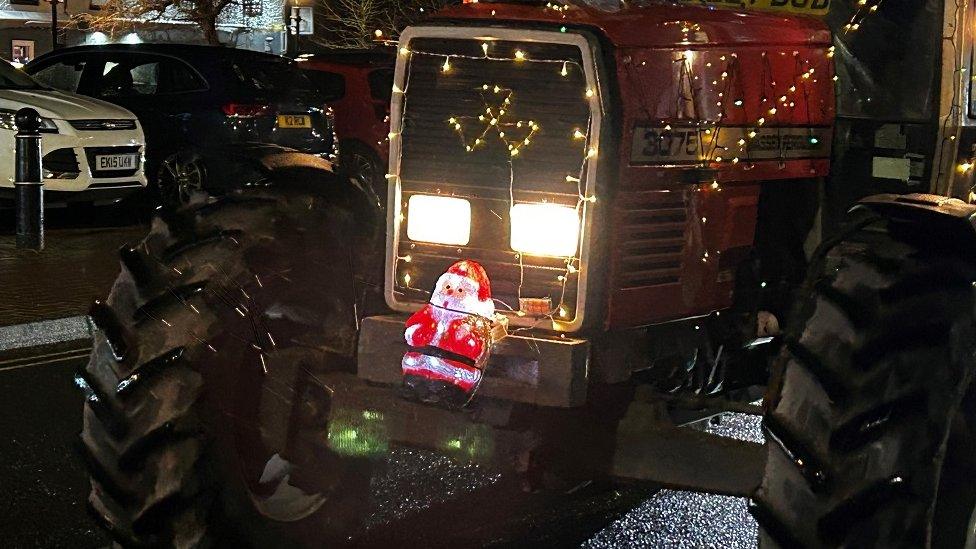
[0,342,760,548]
[587,414,762,548]
[0,352,108,548]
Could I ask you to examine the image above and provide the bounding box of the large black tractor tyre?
[752,215,976,547]
[77,183,381,546]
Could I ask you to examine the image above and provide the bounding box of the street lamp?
[47,0,64,50]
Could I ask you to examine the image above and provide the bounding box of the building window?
[242,0,263,17]
[11,40,35,64]
[290,6,313,35]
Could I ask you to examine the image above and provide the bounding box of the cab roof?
[432,2,831,49]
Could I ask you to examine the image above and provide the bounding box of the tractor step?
[612,398,764,497]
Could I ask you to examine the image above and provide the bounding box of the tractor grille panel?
[393,36,595,322]
[400,38,590,195]
[617,200,688,288]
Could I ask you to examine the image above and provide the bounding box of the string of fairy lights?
[624,16,835,172]
[381,0,871,329]
[844,0,886,33]
[937,0,970,197]
[389,40,596,327]
[447,84,541,156]
[630,46,833,175]
[374,0,892,174]
[609,38,837,274]
[389,31,839,326]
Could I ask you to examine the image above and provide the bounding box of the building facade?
[0,0,288,62]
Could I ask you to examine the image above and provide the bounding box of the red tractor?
[78,1,976,547]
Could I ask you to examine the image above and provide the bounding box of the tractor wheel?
[76,186,378,546]
[752,216,976,548]
[339,141,385,212]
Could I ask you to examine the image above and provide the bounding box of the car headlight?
[0,109,58,133]
[510,203,581,257]
[406,195,471,246]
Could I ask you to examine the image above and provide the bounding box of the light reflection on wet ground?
[367,446,503,529]
[584,490,756,548]
[359,412,762,547]
[584,413,763,548]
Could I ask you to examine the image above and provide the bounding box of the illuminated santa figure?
[401,260,496,407]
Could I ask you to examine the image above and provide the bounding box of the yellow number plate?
[277,115,311,128]
[679,0,829,15]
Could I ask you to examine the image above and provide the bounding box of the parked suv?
[26,44,337,206]
[0,60,146,206]
[299,51,393,210]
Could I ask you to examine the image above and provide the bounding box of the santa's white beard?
[436,291,476,312]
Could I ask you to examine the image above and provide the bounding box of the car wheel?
[158,151,207,209]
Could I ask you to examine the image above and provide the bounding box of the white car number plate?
[95,154,138,171]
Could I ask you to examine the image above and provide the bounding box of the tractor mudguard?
[854,193,976,248]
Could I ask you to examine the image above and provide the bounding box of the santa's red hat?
[446,260,492,303]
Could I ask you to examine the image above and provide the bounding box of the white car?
[0,61,146,206]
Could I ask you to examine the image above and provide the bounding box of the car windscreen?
[229,59,318,96]
[0,61,44,90]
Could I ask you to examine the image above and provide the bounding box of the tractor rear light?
[221,103,274,118]
[510,203,580,257]
[406,195,472,246]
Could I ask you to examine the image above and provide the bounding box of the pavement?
[0,206,147,327]
[586,414,762,548]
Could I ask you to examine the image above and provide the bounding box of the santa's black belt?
[406,345,477,368]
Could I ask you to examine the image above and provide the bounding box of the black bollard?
[15,107,43,250]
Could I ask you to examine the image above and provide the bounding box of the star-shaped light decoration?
[447,84,541,157]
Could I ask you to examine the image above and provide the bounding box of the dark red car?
[298,51,394,209]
